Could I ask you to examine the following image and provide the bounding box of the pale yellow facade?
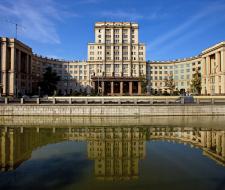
[149,56,201,94]
[87,22,146,95]
[149,41,225,95]
[0,37,32,96]
[1,127,225,174]
[88,22,146,78]
[1,22,225,96]
[201,42,225,95]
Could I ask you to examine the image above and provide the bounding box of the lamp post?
[38,86,41,97]
[102,71,104,96]
[97,72,100,96]
[0,83,2,97]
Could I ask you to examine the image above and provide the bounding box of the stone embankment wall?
[0,105,225,116]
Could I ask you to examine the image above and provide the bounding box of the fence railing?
[1,96,225,105]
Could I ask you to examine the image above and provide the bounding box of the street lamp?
[101,71,104,96]
[0,83,2,97]
[97,71,100,96]
[38,86,41,97]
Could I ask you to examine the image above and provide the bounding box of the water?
[0,116,225,190]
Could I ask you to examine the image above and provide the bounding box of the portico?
[201,42,225,95]
[91,77,142,96]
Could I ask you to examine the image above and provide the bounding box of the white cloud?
[149,2,225,50]
[98,8,168,21]
[77,0,101,4]
[100,10,143,20]
[0,0,76,44]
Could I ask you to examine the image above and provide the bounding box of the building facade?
[1,22,225,96]
[0,37,32,96]
[149,42,225,95]
[201,42,225,95]
[87,22,146,95]
[148,56,202,95]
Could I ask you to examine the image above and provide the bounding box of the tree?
[39,67,60,96]
[139,75,147,94]
[164,75,176,95]
[190,70,201,95]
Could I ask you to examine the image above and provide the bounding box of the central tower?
[87,22,146,95]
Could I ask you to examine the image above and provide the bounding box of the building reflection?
[86,128,146,180]
[0,127,225,179]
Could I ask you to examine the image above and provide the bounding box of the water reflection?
[0,125,225,180]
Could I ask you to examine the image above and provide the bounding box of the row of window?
[102,34,135,38]
[89,57,144,61]
[90,51,144,55]
[64,65,84,69]
[90,45,144,50]
[152,81,190,87]
[98,29,135,33]
[150,62,200,70]
[151,74,191,80]
[100,40,136,43]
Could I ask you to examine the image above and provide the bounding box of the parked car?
[22,95,30,99]
[176,96,194,104]
[31,95,39,98]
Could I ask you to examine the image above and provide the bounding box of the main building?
[0,22,225,96]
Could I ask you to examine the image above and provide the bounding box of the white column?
[216,51,221,72]
[221,50,225,94]
[221,50,225,72]
[201,58,206,94]
[221,75,225,94]
[206,56,211,75]
[206,56,211,94]
[222,132,225,158]
[216,133,221,154]
[200,131,207,147]
[215,52,221,94]
[17,51,21,94]
[1,42,7,95]
[207,131,212,149]
[1,131,6,171]
[9,129,14,170]
[9,46,15,96]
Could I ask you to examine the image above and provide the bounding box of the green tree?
[164,76,176,95]
[190,70,201,95]
[39,67,60,96]
[139,75,147,94]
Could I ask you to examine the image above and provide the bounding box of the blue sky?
[0,0,225,61]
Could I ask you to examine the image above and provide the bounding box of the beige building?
[0,37,32,96]
[149,41,225,95]
[1,22,225,96]
[32,55,89,95]
[201,42,225,95]
[148,56,201,95]
[88,22,146,95]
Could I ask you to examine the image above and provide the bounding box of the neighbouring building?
[148,56,202,95]
[149,42,225,95]
[0,37,32,96]
[201,42,225,95]
[1,22,225,96]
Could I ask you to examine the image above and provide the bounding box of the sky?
[0,0,225,61]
